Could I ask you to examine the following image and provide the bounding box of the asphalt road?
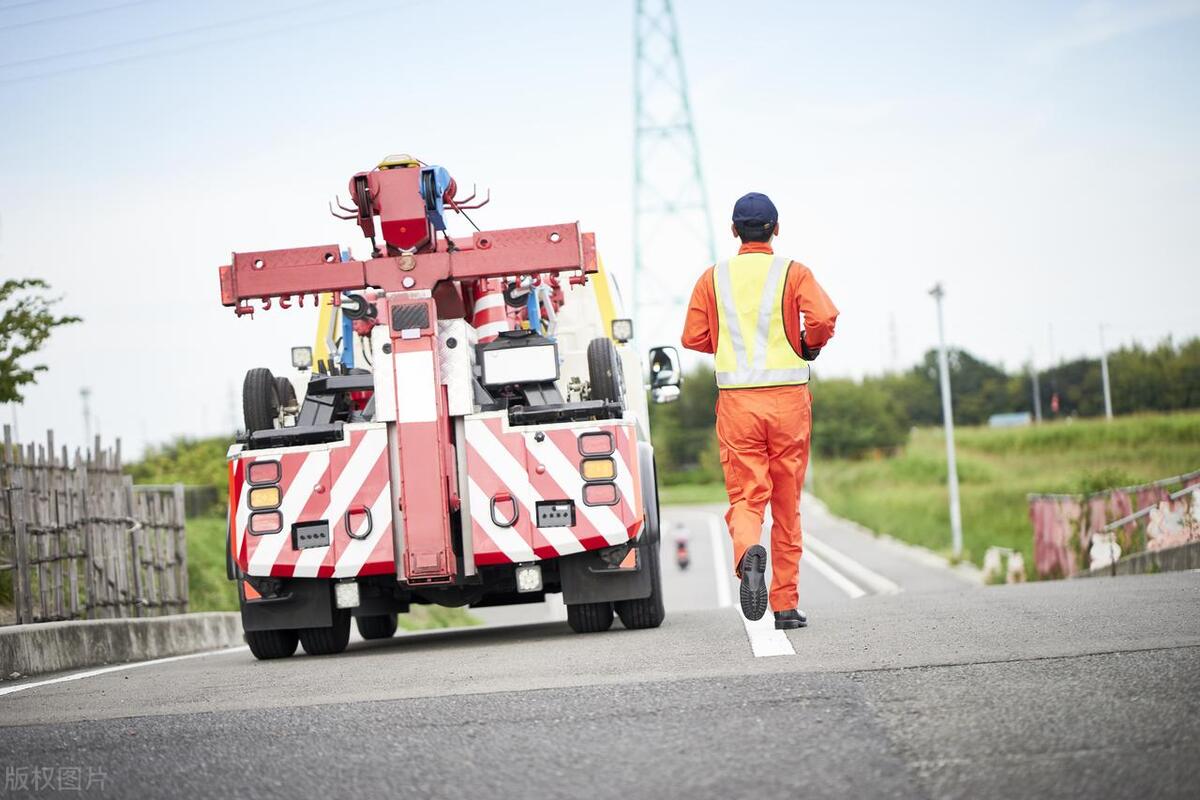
[2,500,1198,799]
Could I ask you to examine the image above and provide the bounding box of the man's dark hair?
[735,221,774,243]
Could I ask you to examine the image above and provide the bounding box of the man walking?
[681,192,839,629]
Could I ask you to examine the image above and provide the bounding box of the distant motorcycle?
[675,537,690,571]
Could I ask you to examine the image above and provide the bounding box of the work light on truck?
[478,333,559,387]
[611,318,633,343]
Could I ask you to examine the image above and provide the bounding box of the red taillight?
[249,511,283,535]
[583,483,619,507]
[247,460,281,485]
[579,431,614,456]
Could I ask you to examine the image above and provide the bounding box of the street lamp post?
[929,283,963,559]
[1099,325,1113,420]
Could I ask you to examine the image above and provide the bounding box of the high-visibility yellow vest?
[712,253,810,389]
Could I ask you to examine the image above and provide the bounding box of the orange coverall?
[681,242,839,610]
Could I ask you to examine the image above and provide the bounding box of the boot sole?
[775,620,807,630]
[739,545,768,621]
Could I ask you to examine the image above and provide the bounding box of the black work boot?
[738,545,768,621]
[774,609,808,630]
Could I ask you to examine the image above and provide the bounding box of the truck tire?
[275,375,298,414]
[616,444,666,629]
[615,539,665,629]
[356,613,398,640]
[245,628,299,660]
[587,337,625,408]
[567,601,615,633]
[299,608,351,655]
[243,368,280,433]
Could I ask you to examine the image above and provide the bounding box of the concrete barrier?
[0,612,242,679]
[1078,540,1200,578]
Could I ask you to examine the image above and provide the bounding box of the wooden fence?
[0,426,188,625]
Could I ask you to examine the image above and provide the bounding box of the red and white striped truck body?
[228,414,643,579]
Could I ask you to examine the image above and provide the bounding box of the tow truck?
[219,155,683,659]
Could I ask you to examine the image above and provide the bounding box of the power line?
[0,0,427,86]
[0,0,159,32]
[0,0,334,71]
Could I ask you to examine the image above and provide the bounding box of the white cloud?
[1024,0,1200,64]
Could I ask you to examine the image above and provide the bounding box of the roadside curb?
[0,612,242,680]
[805,495,985,585]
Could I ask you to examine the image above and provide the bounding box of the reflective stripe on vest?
[713,253,810,389]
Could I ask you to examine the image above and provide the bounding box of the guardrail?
[1,426,188,625]
[1028,468,1200,579]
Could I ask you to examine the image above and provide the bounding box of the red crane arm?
[219,224,598,314]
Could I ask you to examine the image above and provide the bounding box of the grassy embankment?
[659,412,1200,572]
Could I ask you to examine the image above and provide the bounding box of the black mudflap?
[559,546,652,605]
[241,578,333,632]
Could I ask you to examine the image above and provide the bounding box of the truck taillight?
[249,511,282,535]
[248,486,281,510]
[583,483,618,507]
[247,460,281,485]
[581,458,616,482]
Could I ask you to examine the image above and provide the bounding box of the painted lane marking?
[0,646,250,699]
[703,513,794,658]
[805,534,902,596]
[739,608,796,658]
[705,513,733,609]
[803,548,867,599]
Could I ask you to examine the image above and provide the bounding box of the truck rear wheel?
[245,628,299,660]
[615,539,665,629]
[587,337,625,409]
[299,608,351,655]
[356,613,398,640]
[243,367,280,433]
[567,601,615,633]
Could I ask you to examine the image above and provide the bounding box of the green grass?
[186,515,478,627]
[813,412,1200,572]
[658,482,727,506]
[187,516,239,612]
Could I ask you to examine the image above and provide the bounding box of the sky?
[1,0,1198,457]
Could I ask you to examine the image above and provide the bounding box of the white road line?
[704,514,733,609]
[739,610,796,657]
[806,534,901,596]
[0,646,250,698]
[804,548,867,599]
[703,512,794,658]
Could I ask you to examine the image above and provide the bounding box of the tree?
[0,279,81,403]
[810,378,908,458]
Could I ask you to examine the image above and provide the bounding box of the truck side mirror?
[648,346,682,404]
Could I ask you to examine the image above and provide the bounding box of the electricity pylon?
[633,0,716,345]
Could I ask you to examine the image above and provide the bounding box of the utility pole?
[1099,324,1113,420]
[80,387,92,446]
[929,283,963,559]
[1030,360,1043,423]
[633,0,715,342]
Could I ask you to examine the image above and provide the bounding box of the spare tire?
[275,375,298,415]
[587,337,625,409]
[243,368,280,433]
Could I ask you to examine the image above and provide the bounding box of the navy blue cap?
[731,192,778,226]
